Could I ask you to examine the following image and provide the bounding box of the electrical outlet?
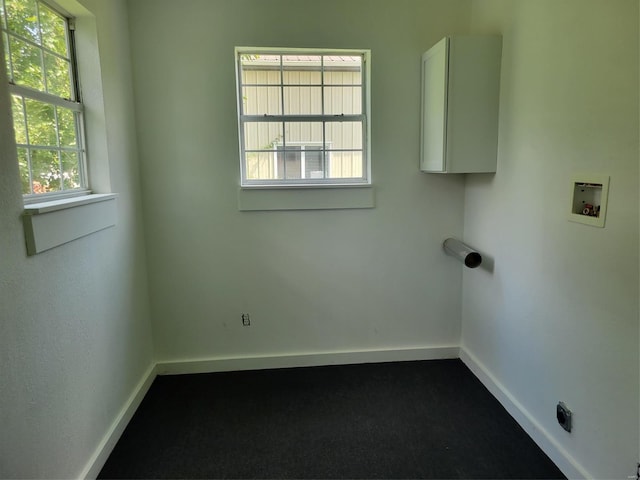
[556,402,572,432]
[241,313,250,326]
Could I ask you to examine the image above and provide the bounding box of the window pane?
[283,86,322,115]
[328,151,363,179]
[325,121,363,150]
[16,147,31,193]
[324,55,361,71]
[56,106,77,147]
[61,150,80,189]
[246,151,276,180]
[241,54,280,85]
[324,86,362,115]
[242,86,281,115]
[282,55,321,72]
[11,95,27,144]
[10,35,44,90]
[244,121,283,151]
[5,0,39,43]
[242,68,280,86]
[304,146,325,179]
[283,122,322,146]
[283,70,321,85]
[38,3,68,57]
[25,98,56,146]
[31,148,61,192]
[44,52,70,97]
[274,145,326,180]
[276,146,301,179]
[324,69,362,86]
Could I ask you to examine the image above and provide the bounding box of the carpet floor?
[98,359,566,479]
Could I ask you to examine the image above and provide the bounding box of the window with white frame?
[1,0,86,199]
[236,48,370,187]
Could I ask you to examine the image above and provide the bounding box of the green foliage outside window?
[1,0,83,195]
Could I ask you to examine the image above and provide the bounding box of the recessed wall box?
[568,174,609,228]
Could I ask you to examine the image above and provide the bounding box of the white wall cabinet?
[420,35,502,173]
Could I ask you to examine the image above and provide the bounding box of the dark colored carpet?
[98,359,566,479]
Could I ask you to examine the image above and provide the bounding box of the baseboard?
[156,345,460,375]
[79,363,158,479]
[459,347,590,479]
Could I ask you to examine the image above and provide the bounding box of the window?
[1,0,86,199]
[236,48,370,187]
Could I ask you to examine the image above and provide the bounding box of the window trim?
[23,193,116,255]
[235,46,371,188]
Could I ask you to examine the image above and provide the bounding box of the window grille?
[236,48,370,187]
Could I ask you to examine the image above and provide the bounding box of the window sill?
[238,185,375,211]
[23,193,117,256]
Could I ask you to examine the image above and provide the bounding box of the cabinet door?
[420,37,449,172]
[445,36,501,173]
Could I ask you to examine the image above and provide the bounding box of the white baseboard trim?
[80,363,158,479]
[459,347,590,479]
[156,345,460,375]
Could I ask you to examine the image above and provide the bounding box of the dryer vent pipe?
[443,238,482,269]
